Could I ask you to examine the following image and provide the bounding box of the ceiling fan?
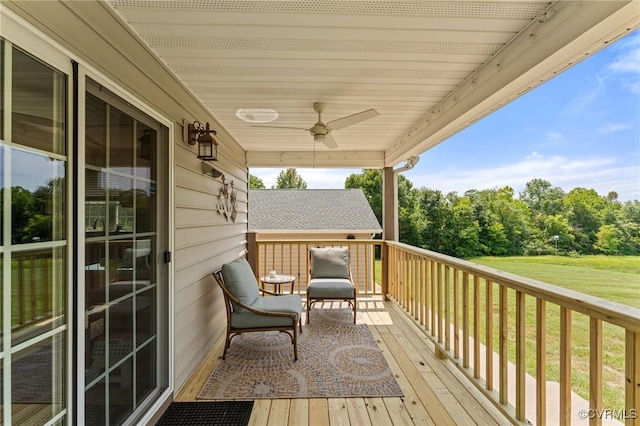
[252,102,379,149]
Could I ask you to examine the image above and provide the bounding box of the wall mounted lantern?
[185,120,218,161]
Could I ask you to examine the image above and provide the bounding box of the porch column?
[382,167,396,298]
[247,232,258,276]
[383,167,396,241]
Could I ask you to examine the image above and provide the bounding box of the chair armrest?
[214,270,298,319]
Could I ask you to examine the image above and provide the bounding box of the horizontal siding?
[173,148,248,392]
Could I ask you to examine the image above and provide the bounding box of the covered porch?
[0,1,638,424]
[176,239,640,425]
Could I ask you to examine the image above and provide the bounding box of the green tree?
[249,174,266,189]
[448,197,482,258]
[345,169,382,225]
[417,188,451,252]
[563,188,607,253]
[594,224,623,254]
[397,175,421,247]
[11,186,35,244]
[273,168,307,189]
[520,179,565,217]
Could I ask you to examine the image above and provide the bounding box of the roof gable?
[249,189,382,233]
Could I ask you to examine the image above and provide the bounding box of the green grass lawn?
[468,255,639,412]
[471,255,640,308]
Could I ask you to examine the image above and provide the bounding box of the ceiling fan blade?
[251,124,308,131]
[327,109,379,130]
[322,133,338,149]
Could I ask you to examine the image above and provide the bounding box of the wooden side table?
[260,274,296,294]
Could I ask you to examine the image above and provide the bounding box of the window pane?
[11,248,66,346]
[86,93,107,168]
[109,175,134,235]
[135,180,156,234]
[12,335,66,423]
[136,341,156,406]
[110,108,133,176]
[1,39,4,140]
[11,47,66,155]
[0,144,4,245]
[136,123,155,180]
[85,169,108,239]
[11,149,66,244]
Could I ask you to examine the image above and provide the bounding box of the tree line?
[251,168,640,258]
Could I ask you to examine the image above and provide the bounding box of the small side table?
[260,274,296,294]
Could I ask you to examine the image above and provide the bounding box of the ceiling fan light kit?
[235,108,279,123]
[252,101,379,149]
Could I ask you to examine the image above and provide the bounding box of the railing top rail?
[256,239,382,244]
[387,241,640,332]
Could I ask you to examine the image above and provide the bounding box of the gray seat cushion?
[221,257,259,313]
[310,247,350,279]
[231,294,302,329]
[308,278,355,299]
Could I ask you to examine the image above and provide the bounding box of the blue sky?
[251,30,640,202]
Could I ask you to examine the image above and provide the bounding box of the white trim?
[75,68,87,426]
[0,6,72,74]
[1,42,12,424]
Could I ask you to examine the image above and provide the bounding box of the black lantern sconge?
[186,120,218,161]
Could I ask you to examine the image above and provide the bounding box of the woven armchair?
[306,247,356,324]
[213,257,303,360]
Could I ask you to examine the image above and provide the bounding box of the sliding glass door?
[83,80,168,424]
[0,32,170,425]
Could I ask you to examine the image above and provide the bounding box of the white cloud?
[408,153,640,201]
[562,74,605,116]
[597,123,631,133]
[608,32,640,93]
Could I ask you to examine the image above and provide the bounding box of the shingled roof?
[249,189,382,233]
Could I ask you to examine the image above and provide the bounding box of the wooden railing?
[387,241,640,426]
[12,249,59,331]
[250,239,384,296]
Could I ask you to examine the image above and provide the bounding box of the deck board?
[176,298,512,425]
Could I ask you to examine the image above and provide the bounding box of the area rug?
[198,308,403,400]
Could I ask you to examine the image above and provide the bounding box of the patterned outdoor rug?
[198,308,403,400]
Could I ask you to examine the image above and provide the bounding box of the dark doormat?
[156,401,254,426]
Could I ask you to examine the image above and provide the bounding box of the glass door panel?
[84,81,164,425]
[1,40,69,425]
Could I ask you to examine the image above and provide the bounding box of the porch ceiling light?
[185,120,218,161]
[235,108,278,123]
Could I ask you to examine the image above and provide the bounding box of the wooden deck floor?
[176,298,511,425]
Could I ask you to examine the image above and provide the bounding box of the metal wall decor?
[218,175,237,222]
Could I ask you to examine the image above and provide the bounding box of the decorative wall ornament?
[218,176,237,222]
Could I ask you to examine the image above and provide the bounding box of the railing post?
[247,232,258,275]
[560,307,572,426]
[626,330,640,426]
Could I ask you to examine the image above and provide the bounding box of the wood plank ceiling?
[105,1,638,168]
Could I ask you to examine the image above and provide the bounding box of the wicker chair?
[306,247,356,324]
[213,257,303,360]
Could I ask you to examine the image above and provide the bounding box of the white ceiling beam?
[246,150,385,168]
